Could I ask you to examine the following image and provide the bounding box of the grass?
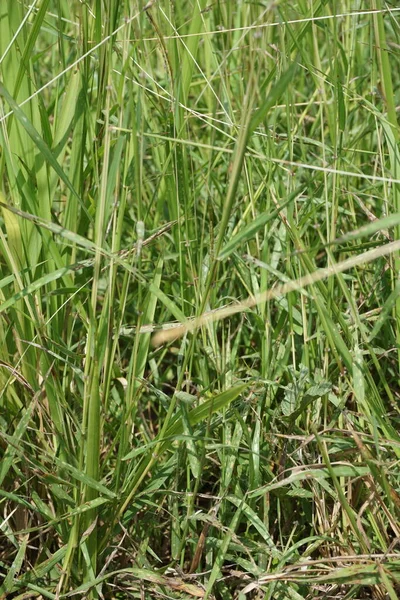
[1,1,400,598]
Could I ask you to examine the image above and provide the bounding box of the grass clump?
[1,1,400,599]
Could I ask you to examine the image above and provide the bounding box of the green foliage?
[1,1,400,599]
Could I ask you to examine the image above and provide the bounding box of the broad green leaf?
[123,384,247,461]
[165,383,248,440]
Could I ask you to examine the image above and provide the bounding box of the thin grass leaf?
[249,464,371,498]
[203,504,243,599]
[218,186,305,260]
[0,82,83,206]
[249,61,298,134]
[123,384,248,461]
[332,212,400,246]
[2,534,28,594]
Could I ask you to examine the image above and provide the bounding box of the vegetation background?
[1,1,400,598]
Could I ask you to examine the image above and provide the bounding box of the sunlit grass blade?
[0,83,83,207]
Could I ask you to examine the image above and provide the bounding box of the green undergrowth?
[1,1,400,599]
